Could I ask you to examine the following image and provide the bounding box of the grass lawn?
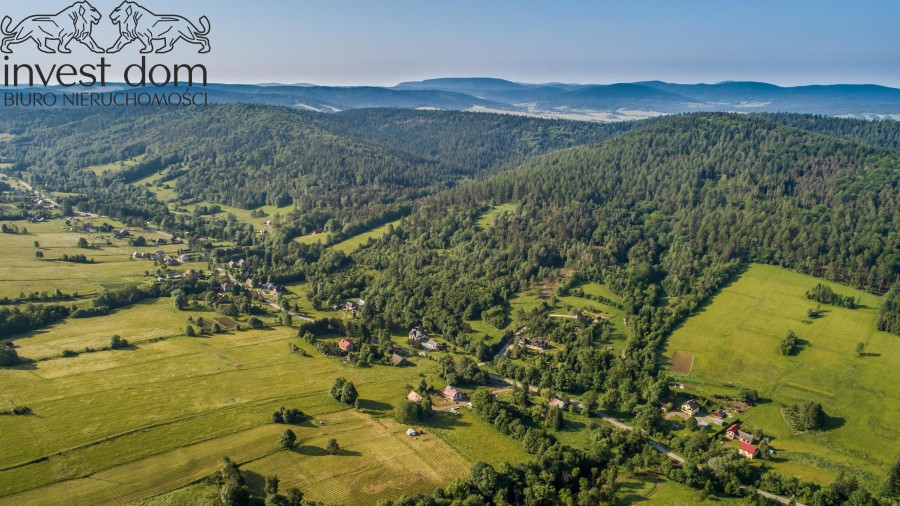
[0,326,474,505]
[187,201,296,230]
[579,281,623,303]
[0,220,199,299]
[10,298,189,360]
[241,410,470,505]
[128,483,220,506]
[508,287,628,349]
[281,282,334,320]
[85,156,145,176]
[476,203,516,229]
[331,219,404,255]
[615,473,745,505]
[464,319,506,343]
[423,408,530,467]
[134,170,179,203]
[664,263,898,487]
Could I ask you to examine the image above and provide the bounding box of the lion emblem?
[1,1,104,54]
[107,1,210,54]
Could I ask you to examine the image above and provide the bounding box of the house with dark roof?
[681,399,701,416]
[390,353,408,367]
[738,442,759,460]
[737,430,755,445]
[409,328,425,341]
[422,339,443,351]
[519,337,549,351]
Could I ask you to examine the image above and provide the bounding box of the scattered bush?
[278,429,296,450]
[272,406,306,424]
[108,335,128,349]
[0,344,20,366]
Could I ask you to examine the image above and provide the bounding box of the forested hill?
[760,113,900,150]
[351,113,897,343]
[461,113,898,294]
[1,105,644,209]
[310,109,643,173]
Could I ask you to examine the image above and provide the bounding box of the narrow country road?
[489,374,806,506]
[212,261,314,323]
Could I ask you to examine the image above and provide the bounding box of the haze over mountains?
[197,78,900,121]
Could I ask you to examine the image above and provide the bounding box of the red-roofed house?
[338,339,354,352]
[725,423,741,440]
[738,442,759,460]
[442,386,463,402]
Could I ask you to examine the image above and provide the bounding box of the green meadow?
[476,203,517,229]
[665,263,898,487]
[0,221,203,300]
[331,219,404,254]
[85,156,146,176]
[0,323,479,505]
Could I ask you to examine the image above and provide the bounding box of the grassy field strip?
[664,263,898,486]
[0,324,486,503]
[84,156,146,176]
[330,219,404,254]
[0,221,201,299]
[476,203,516,229]
[21,319,288,381]
[241,411,470,505]
[0,424,287,506]
[424,409,530,466]
[0,388,342,474]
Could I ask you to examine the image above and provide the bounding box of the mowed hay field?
[0,325,471,505]
[665,264,899,486]
[10,298,189,360]
[0,220,204,299]
[241,413,470,505]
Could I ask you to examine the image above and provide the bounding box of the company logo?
[107,2,210,54]
[1,1,211,55]
[1,2,105,54]
[1,1,212,107]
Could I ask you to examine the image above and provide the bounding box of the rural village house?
[739,441,759,460]
[681,399,701,416]
[422,339,443,351]
[442,386,463,402]
[725,423,741,439]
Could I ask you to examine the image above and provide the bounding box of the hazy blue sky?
[3,0,898,86]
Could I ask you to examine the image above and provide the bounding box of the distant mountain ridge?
[32,79,900,121]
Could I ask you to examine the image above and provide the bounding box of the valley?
[0,107,897,506]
